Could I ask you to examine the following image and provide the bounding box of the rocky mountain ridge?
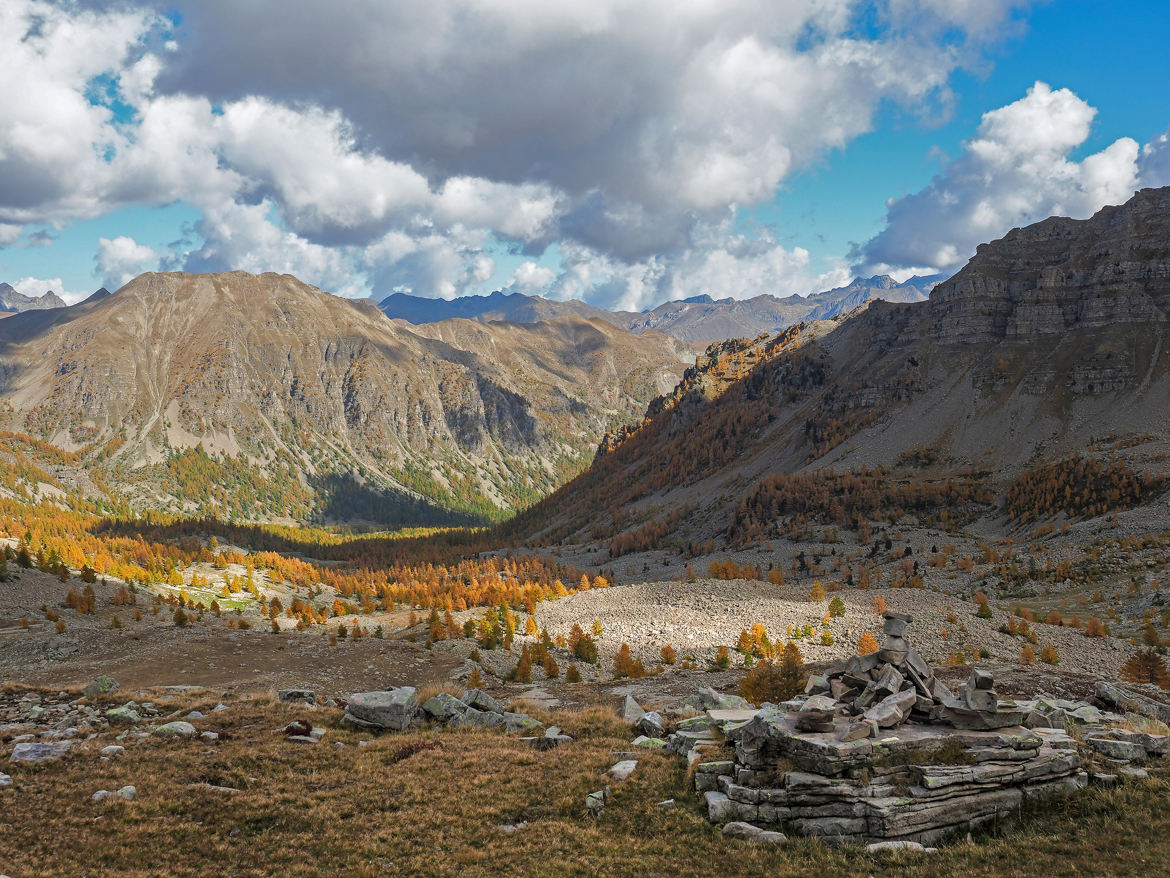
[378,275,941,343]
[512,187,1170,544]
[0,283,67,314]
[0,271,693,524]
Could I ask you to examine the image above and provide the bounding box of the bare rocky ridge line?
[0,270,693,523]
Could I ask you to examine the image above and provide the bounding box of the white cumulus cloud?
[855,82,1144,274]
[95,236,158,290]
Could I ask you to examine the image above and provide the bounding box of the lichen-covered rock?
[459,688,502,714]
[83,676,119,699]
[10,741,72,763]
[344,689,419,731]
[153,721,197,739]
[422,692,469,724]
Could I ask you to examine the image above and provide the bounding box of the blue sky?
[1,1,1168,308]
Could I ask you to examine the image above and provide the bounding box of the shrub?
[809,582,826,602]
[1020,644,1035,665]
[828,596,846,618]
[857,632,879,655]
[1120,649,1170,689]
[572,631,598,664]
[738,641,804,706]
[543,653,559,679]
[820,631,834,646]
[1040,644,1059,665]
[508,644,533,683]
[613,643,646,679]
[1084,617,1107,638]
[872,596,887,615]
[54,619,65,634]
[660,644,676,664]
[1046,611,1063,626]
[714,646,731,669]
[173,607,188,628]
[591,619,603,637]
[976,602,992,619]
[565,664,582,683]
[466,667,485,689]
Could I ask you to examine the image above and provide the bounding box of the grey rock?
[153,721,197,739]
[105,706,140,726]
[277,689,315,703]
[585,788,609,814]
[186,711,205,720]
[621,695,646,724]
[1085,736,1146,762]
[970,668,995,690]
[704,790,736,822]
[722,821,786,844]
[345,688,419,731]
[634,711,665,738]
[116,785,136,801]
[863,689,917,729]
[1094,681,1170,724]
[0,773,11,788]
[656,798,676,809]
[693,687,751,711]
[503,712,542,734]
[804,675,830,695]
[632,735,667,750]
[83,676,119,698]
[201,731,219,742]
[422,692,469,724]
[100,745,125,758]
[10,741,71,763]
[459,688,502,713]
[608,759,637,781]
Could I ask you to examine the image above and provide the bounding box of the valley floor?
[2,686,1169,877]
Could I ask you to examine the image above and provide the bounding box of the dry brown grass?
[2,693,1170,876]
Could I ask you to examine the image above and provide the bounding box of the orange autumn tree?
[857,632,879,656]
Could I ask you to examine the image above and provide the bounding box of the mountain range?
[378,274,942,342]
[0,283,69,314]
[510,187,1170,545]
[0,271,693,525]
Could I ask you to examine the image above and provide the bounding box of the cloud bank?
[855,82,1170,275]
[11,0,1146,309]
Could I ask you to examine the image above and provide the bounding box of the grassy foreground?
[1,691,1169,877]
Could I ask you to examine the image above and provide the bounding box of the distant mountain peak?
[0,283,67,313]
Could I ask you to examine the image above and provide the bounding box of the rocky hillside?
[622,275,936,342]
[379,289,619,327]
[0,271,693,524]
[380,276,939,343]
[512,187,1170,544]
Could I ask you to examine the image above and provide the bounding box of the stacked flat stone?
[703,710,1088,845]
[807,612,1023,737]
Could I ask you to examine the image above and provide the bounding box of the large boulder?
[345,689,419,731]
[422,692,469,724]
[154,721,197,739]
[621,695,646,724]
[634,711,665,738]
[692,687,751,711]
[277,688,315,704]
[83,676,119,699]
[10,741,71,764]
[105,705,140,726]
[459,688,502,714]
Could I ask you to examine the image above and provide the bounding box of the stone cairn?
[685,612,1168,846]
[798,611,1027,740]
